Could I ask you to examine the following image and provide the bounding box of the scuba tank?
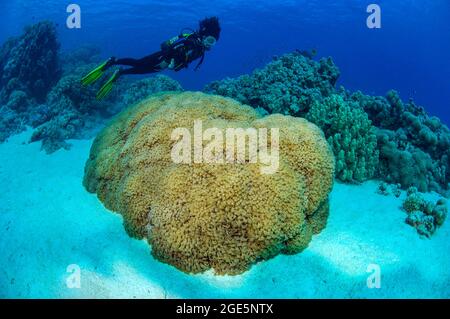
[159,27,206,71]
[160,28,197,52]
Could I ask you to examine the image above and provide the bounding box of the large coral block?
[83,92,335,275]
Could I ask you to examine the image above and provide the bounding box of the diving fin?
[96,70,120,100]
[81,58,115,86]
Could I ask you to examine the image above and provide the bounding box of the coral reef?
[0,22,183,153]
[60,45,101,74]
[403,188,447,237]
[204,51,339,116]
[345,90,450,195]
[118,75,183,108]
[0,106,27,142]
[29,70,182,153]
[0,21,60,104]
[0,21,61,143]
[306,94,379,182]
[204,52,378,183]
[83,92,335,274]
[30,109,91,153]
[1,22,449,195]
[205,51,450,194]
[27,64,113,153]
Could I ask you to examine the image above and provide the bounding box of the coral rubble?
[403,188,447,237]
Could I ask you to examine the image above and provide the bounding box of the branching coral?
[83,92,335,274]
[204,51,339,116]
[306,94,379,182]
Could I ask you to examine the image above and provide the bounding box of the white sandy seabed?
[0,129,449,299]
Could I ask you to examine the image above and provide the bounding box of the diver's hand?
[168,58,176,69]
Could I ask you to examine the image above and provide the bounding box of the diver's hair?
[198,17,221,40]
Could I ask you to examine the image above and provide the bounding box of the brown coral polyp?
[83,92,335,275]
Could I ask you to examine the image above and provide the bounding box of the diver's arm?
[194,53,205,71]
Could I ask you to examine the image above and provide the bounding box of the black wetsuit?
[113,33,206,75]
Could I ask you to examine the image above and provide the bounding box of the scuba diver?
[81,17,221,99]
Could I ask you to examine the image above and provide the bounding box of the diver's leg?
[94,52,165,99]
[113,51,164,74]
[96,65,157,99]
[81,57,116,86]
[82,53,164,86]
[119,67,158,75]
[117,52,167,75]
[114,58,141,67]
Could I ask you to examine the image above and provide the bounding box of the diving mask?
[202,36,217,50]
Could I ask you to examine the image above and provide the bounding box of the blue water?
[1,0,449,124]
